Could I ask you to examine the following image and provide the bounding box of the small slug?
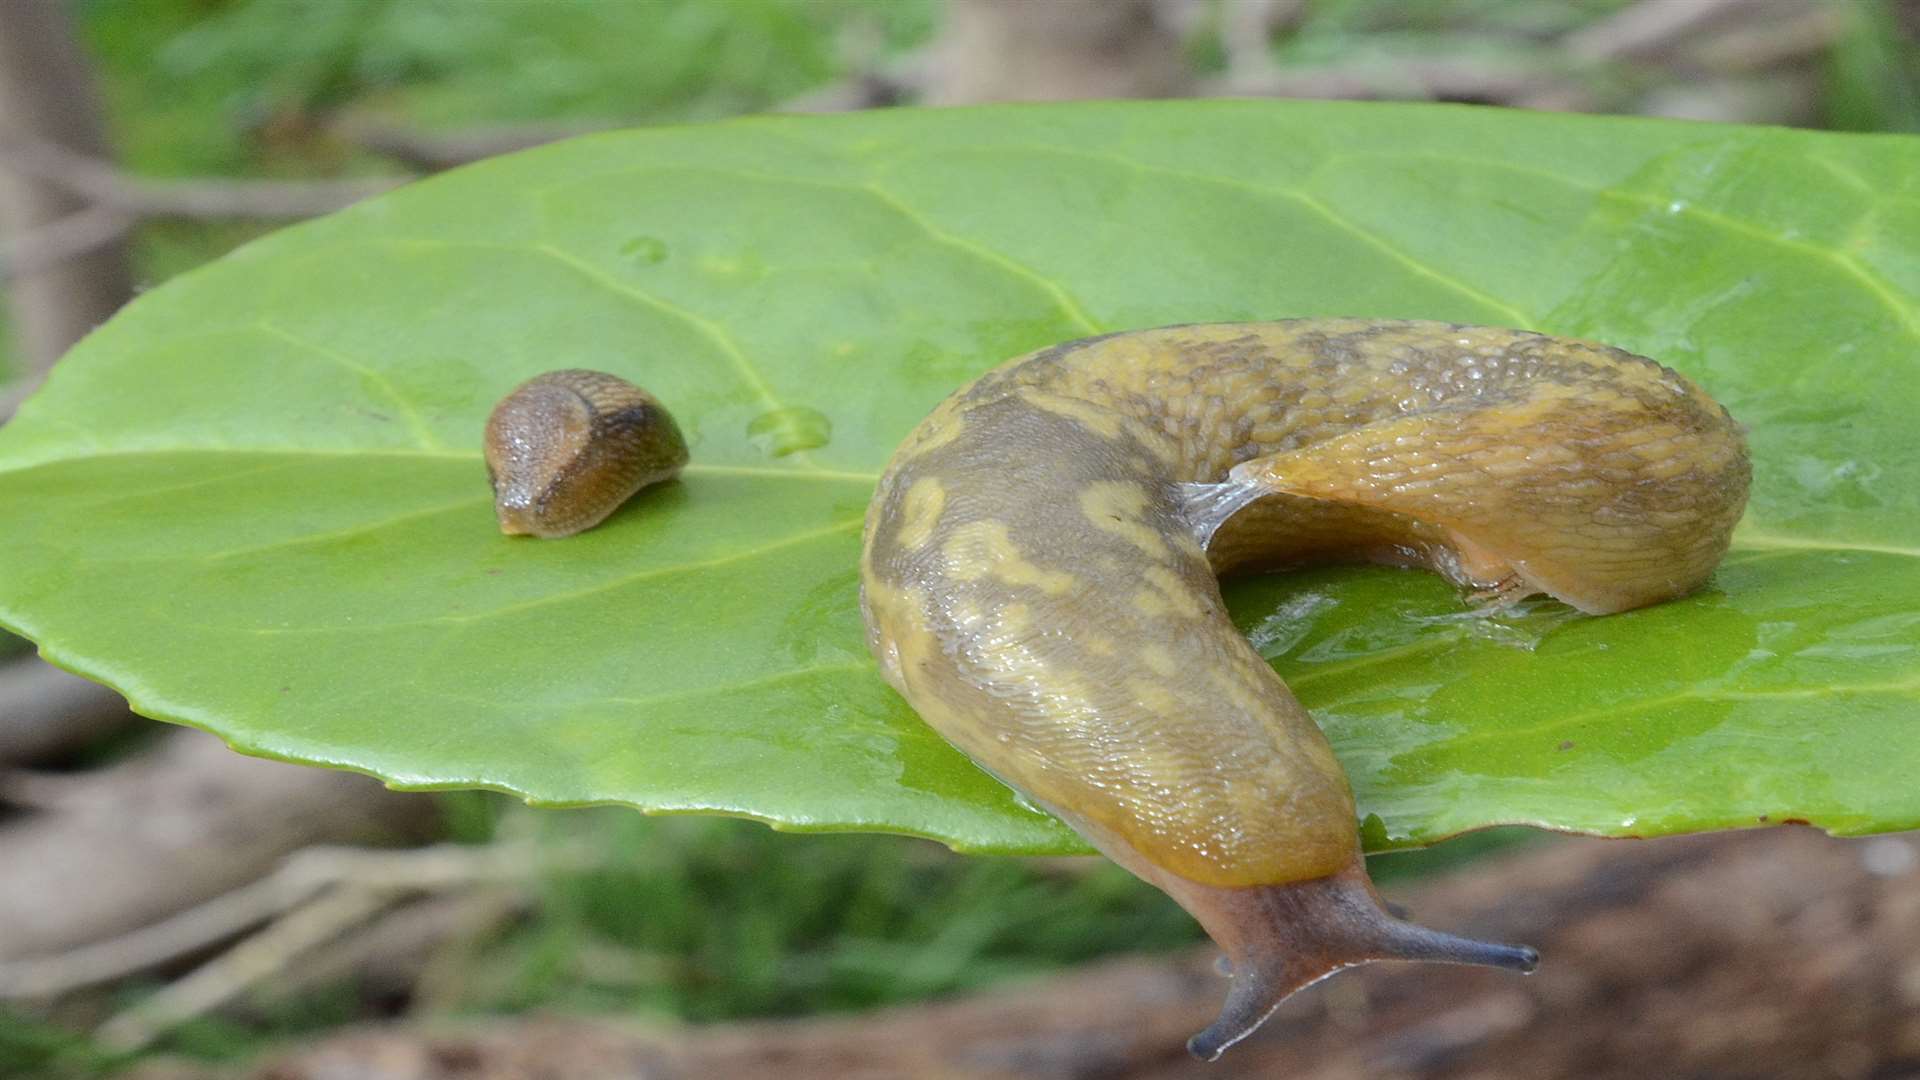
[858,319,1750,1059]
[483,369,688,538]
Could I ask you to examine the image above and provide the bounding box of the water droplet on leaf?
[620,236,668,264]
[747,406,832,457]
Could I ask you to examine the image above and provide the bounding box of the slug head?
[1166,856,1537,1060]
[483,369,687,538]
[1047,807,1536,1060]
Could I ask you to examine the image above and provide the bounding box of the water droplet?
[619,236,668,264]
[747,406,832,457]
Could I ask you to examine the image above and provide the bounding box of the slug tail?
[1172,857,1537,1061]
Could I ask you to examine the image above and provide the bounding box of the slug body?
[484,369,688,538]
[858,320,1749,1058]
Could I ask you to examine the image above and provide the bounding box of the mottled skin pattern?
[484,369,688,539]
[859,320,1750,1058]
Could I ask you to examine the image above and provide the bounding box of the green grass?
[79,0,936,178]
[0,1010,124,1080]
[1825,0,1920,132]
[478,813,1534,1024]
[371,808,1207,1024]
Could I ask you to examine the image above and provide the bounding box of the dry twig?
[1218,0,1304,82]
[0,841,588,1004]
[89,841,597,1050]
[0,0,135,370]
[0,201,132,282]
[2,135,403,221]
[326,117,617,173]
[0,731,438,965]
[271,888,529,1008]
[0,135,402,282]
[1563,0,1768,62]
[96,885,397,1052]
[1205,57,1589,108]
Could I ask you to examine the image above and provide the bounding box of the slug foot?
[1171,857,1538,1061]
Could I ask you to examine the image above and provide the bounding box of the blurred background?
[3,2,1919,1078]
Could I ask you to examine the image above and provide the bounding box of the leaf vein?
[1005,144,1537,327]
[564,660,873,712]
[1732,532,1920,559]
[853,181,1103,335]
[438,517,863,627]
[525,242,790,416]
[1431,676,1920,756]
[186,494,493,564]
[255,322,445,450]
[1295,149,1919,338]
[533,160,1106,337]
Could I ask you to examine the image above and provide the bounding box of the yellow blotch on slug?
[895,477,947,550]
[998,601,1033,639]
[1138,643,1179,678]
[942,520,1078,596]
[1208,663,1272,721]
[1081,481,1170,559]
[1143,564,1207,619]
[862,580,932,694]
[1127,677,1186,717]
[1132,589,1171,617]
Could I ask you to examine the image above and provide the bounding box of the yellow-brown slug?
[858,320,1750,1059]
[483,369,688,538]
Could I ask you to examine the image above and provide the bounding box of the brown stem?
[0,0,135,372]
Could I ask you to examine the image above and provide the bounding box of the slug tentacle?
[859,319,1749,1057]
[1174,856,1537,1061]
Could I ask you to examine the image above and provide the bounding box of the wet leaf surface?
[2,102,1915,853]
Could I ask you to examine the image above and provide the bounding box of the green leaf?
[3,101,1916,855]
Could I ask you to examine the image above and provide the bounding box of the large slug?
[858,319,1750,1059]
[484,369,688,538]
